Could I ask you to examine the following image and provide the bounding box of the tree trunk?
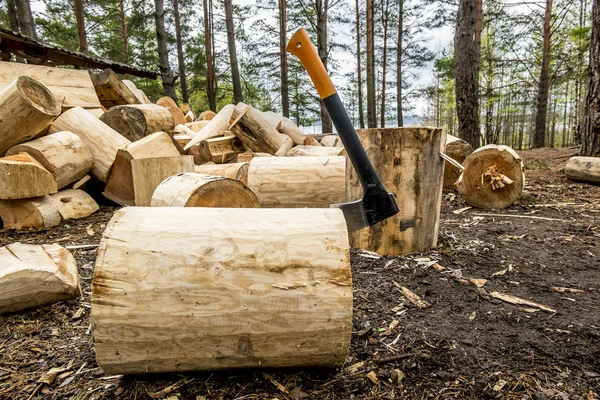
[204,0,217,111]
[224,0,243,103]
[366,0,376,128]
[173,0,189,103]
[316,0,332,133]
[356,0,365,128]
[582,0,600,156]
[279,0,289,117]
[74,0,88,54]
[6,0,25,63]
[533,0,552,148]
[380,0,390,128]
[454,0,481,149]
[0,153,57,199]
[119,0,129,63]
[14,0,37,39]
[565,156,600,183]
[562,81,570,147]
[154,0,176,101]
[397,0,403,127]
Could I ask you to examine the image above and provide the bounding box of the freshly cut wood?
[0,153,57,199]
[456,144,525,209]
[0,243,81,314]
[565,156,600,184]
[184,105,235,150]
[186,145,204,165]
[173,134,192,148]
[247,156,346,208]
[90,69,141,108]
[262,111,317,146]
[185,120,210,133]
[320,135,344,148]
[86,108,105,118]
[443,134,473,190]
[100,104,175,141]
[490,291,556,313]
[49,189,99,220]
[156,96,185,126]
[92,207,352,374]
[0,76,61,155]
[72,175,91,190]
[151,173,260,208]
[6,131,93,189]
[180,104,194,121]
[184,111,194,123]
[198,135,244,164]
[102,132,185,205]
[194,162,249,184]
[287,145,346,157]
[347,128,445,256]
[229,104,290,155]
[0,195,61,231]
[303,135,322,146]
[174,124,197,137]
[131,157,195,206]
[48,107,131,182]
[122,80,151,104]
[236,151,274,163]
[198,110,216,120]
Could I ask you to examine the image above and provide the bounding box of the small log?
[186,120,210,133]
[0,243,81,314]
[122,80,151,104]
[286,145,346,157]
[173,134,192,148]
[320,135,344,148]
[235,151,274,163]
[198,110,216,120]
[131,157,195,206]
[0,153,57,199]
[194,162,249,184]
[49,189,99,220]
[100,104,175,141]
[229,104,289,154]
[185,105,235,150]
[565,156,600,184]
[48,107,131,183]
[90,69,141,108]
[156,96,185,126]
[6,131,93,189]
[456,144,525,209]
[184,111,194,123]
[174,124,197,137]
[0,195,61,231]
[247,156,346,207]
[72,175,91,190]
[186,144,204,165]
[443,134,473,190]
[151,173,260,208]
[262,111,317,146]
[0,76,61,155]
[198,135,245,164]
[91,207,351,374]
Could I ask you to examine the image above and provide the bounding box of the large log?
[151,173,260,207]
[0,195,61,231]
[565,156,600,184]
[456,144,525,209]
[347,127,445,256]
[198,110,216,120]
[49,189,99,220]
[130,157,195,206]
[156,96,185,126]
[229,104,291,155]
[198,135,245,164]
[48,107,131,183]
[286,145,346,157]
[100,104,175,141]
[194,162,249,184]
[6,131,93,189]
[0,153,57,199]
[247,156,346,207]
[91,207,352,374]
[185,105,235,150]
[0,76,61,155]
[443,134,474,190]
[90,69,141,108]
[0,243,81,314]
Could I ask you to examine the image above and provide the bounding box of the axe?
[287,28,399,232]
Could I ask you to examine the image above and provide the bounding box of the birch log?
[0,76,61,155]
[443,134,473,190]
[247,156,346,208]
[0,153,57,199]
[49,189,99,220]
[565,156,600,184]
[194,162,249,184]
[6,131,93,189]
[100,104,175,141]
[92,207,352,374]
[0,195,61,231]
[287,145,346,157]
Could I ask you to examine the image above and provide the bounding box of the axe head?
[332,189,399,232]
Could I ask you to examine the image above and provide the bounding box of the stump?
[565,156,600,184]
[92,207,352,374]
[0,243,81,314]
[150,173,260,208]
[100,104,175,141]
[443,134,473,190]
[0,153,57,199]
[247,156,346,208]
[194,162,249,184]
[347,127,445,256]
[49,189,99,220]
[0,195,61,231]
[0,76,61,155]
[287,145,346,157]
[456,144,525,209]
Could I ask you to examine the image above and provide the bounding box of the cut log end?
[16,76,61,116]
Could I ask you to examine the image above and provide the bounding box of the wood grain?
[0,195,61,231]
[0,152,57,199]
[49,189,99,220]
[131,156,195,206]
[100,104,175,141]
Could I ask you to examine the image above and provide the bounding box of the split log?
[91,207,352,374]
[48,107,131,183]
[174,124,198,137]
[0,243,81,314]
[198,110,216,120]
[6,131,93,189]
[72,175,91,190]
[186,120,210,133]
[456,144,525,209]
[194,162,249,185]
[103,131,187,205]
[347,127,445,256]
[565,156,600,184]
[90,69,141,108]
[186,145,204,165]
[198,135,245,164]
[173,134,192,148]
[122,80,151,104]
[0,153,57,199]
[235,151,274,163]
[49,189,99,220]
[100,104,175,141]
[443,134,474,190]
[180,104,194,121]
[229,104,291,155]
[0,195,61,231]
[286,145,346,157]
[247,156,346,207]
[185,105,235,150]
[0,76,61,155]
[261,111,319,146]
[320,135,344,148]
[156,96,185,126]
[184,111,194,123]
[151,173,260,208]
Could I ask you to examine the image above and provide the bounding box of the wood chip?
[453,206,472,214]
[380,319,399,336]
[346,361,365,374]
[553,287,584,293]
[492,268,507,277]
[469,278,488,288]
[432,263,445,271]
[365,370,379,385]
[474,213,566,222]
[264,373,288,394]
[72,308,84,320]
[146,378,193,398]
[394,283,430,309]
[490,291,556,313]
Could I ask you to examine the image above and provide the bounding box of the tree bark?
[224,0,243,103]
[397,0,403,127]
[316,0,332,133]
[380,0,390,128]
[7,0,19,32]
[204,0,217,111]
[533,0,552,148]
[173,0,189,103]
[154,0,177,101]
[73,0,88,54]
[14,0,37,39]
[366,0,377,128]
[582,0,600,156]
[279,0,289,117]
[356,0,365,128]
[454,0,481,149]
[119,0,129,63]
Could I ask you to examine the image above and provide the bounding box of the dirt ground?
[0,147,598,400]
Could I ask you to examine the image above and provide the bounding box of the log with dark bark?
[100,104,175,141]
[565,156,600,184]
